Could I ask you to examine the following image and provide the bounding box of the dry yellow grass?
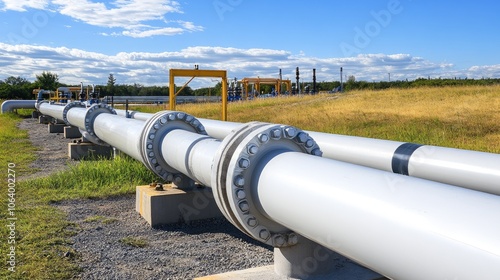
[132,85,500,153]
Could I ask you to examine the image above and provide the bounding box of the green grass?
[119,236,148,248]
[25,156,158,203]
[83,215,118,224]
[0,110,80,279]
[0,107,158,279]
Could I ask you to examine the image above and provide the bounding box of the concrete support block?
[38,115,52,124]
[68,142,113,160]
[32,110,39,119]
[64,126,82,139]
[196,239,383,279]
[48,123,66,133]
[273,235,382,280]
[136,184,223,227]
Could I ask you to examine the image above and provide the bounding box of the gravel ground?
[54,197,273,280]
[17,117,78,181]
[17,117,274,279]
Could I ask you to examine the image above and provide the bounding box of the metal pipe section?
[254,152,500,279]
[161,129,221,187]
[114,109,500,195]
[93,113,145,162]
[65,107,88,130]
[39,102,66,120]
[1,100,36,113]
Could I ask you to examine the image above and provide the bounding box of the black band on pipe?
[391,143,423,175]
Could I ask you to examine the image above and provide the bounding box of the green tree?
[107,74,116,96]
[0,76,32,99]
[35,71,59,90]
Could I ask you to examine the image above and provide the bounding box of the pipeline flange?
[83,103,116,145]
[140,111,207,182]
[212,122,321,248]
[62,101,87,125]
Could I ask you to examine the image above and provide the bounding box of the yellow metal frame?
[240,77,292,98]
[169,68,228,121]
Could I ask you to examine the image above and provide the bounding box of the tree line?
[1,71,499,100]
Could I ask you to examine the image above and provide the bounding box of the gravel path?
[18,117,274,279]
[54,197,273,280]
[17,117,78,181]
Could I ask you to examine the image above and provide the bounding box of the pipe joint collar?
[212,122,321,248]
[140,111,207,182]
[62,101,87,125]
[84,104,116,145]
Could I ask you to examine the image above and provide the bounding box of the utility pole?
[340,67,343,92]
[312,68,316,94]
[296,67,300,94]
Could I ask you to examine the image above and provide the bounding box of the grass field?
[0,85,499,279]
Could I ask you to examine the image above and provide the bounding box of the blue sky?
[0,0,499,88]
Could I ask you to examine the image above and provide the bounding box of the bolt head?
[247,144,258,155]
[234,176,245,187]
[274,234,286,247]
[174,176,182,184]
[296,132,308,143]
[287,233,298,245]
[247,217,257,227]
[305,139,314,148]
[271,129,282,139]
[312,148,322,156]
[284,127,297,138]
[238,158,250,169]
[259,229,270,240]
[236,189,246,199]
[258,133,269,143]
[238,201,249,212]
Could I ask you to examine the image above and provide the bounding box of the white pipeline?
[38,102,65,120]
[93,113,145,162]
[1,100,36,113]
[161,129,221,187]
[255,152,500,279]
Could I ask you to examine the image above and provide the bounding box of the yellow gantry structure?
[169,68,228,121]
[240,77,292,97]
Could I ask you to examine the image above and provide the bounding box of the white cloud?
[0,42,496,88]
[467,65,500,79]
[0,0,49,11]
[1,0,202,38]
